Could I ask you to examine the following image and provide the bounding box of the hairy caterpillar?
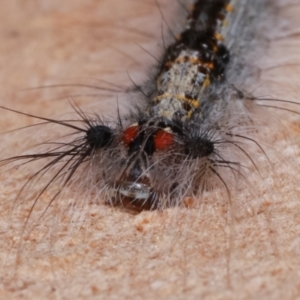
[0,0,300,298]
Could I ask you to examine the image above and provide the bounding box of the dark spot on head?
[157,121,167,128]
[86,125,113,150]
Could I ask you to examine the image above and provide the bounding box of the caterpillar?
[0,0,273,211]
[1,0,300,298]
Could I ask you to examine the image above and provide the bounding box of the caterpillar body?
[1,0,300,298]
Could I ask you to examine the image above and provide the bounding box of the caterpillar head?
[88,118,216,210]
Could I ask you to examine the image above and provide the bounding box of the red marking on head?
[154,129,174,150]
[122,125,139,145]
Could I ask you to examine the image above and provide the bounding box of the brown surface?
[0,1,300,299]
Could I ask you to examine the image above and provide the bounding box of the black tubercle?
[184,137,214,159]
[86,125,113,150]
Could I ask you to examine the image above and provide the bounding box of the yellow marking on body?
[204,62,214,70]
[214,33,224,41]
[225,4,234,13]
[176,34,182,41]
[201,75,211,91]
[164,56,214,70]
[186,57,200,64]
[153,93,200,109]
[222,19,228,27]
[188,4,194,11]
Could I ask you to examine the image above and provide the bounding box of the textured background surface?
[0,1,300,299]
